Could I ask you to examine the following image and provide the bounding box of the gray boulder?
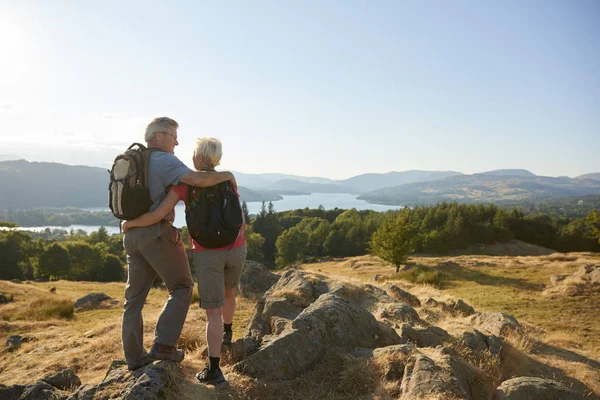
[42,369,81,390]
[74,293,111,309]
[234,291,401,379]
[375,303,420,324]
[399,324,450,348]
[463,312,521,336]
[453,299,475,316]
[400,354,468,399]
[6,335,23,351]
[0,384,25,400]
[19,381,67,400]
[385,284,421,307]
[494,377,586,400]
[238,261,279,299]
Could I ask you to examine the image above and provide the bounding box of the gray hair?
[194,137,223,168]
[144,117,179,142]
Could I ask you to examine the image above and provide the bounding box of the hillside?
[576,173,600,182]
[1,253,598,399]
[359,173,600,206]
[0,160,280,209]
[339,170,462,193]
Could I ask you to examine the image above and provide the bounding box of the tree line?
[1,201,598,281]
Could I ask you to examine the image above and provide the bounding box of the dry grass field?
[1,251,599,399]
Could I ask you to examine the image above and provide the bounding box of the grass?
[1,251,599,399]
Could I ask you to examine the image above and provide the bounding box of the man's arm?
[180,170,237,189]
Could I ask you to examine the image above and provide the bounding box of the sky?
[1,0,599,180]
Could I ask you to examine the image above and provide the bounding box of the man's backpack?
[185,179,243,249]
[108,143,156,220]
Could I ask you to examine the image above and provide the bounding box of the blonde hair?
[194,137,223,168]
[144,117,179,142]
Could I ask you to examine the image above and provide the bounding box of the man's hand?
[121,221,132,232]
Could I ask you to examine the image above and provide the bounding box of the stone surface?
[376,303,420,323]
[463,312,521,336]
[494,377,586,400]
[74,293,111,309]
[234,291,401,379]
[385,284,421,307]
[453,299,475,316]
[238,261,279,299]
[399,324,451,348]
[42,369,82,390]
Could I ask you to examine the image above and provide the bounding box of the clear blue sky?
[1,0,598,179]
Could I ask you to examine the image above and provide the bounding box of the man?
[121,117,236,370]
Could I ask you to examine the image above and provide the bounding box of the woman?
[123,137,246,386]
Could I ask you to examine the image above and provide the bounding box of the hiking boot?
[222,330,233,346]
[196,364,226,386]
[148,343,185,362]
[127,354,154,371]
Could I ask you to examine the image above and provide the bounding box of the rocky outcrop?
[543,264,600,297]
[238,261,279,299]
[399,325,451,347]
[384,284,421,307]
[463,312,521,336]
[375,303,420,324]
[494,376,587,400]
[42,369,81,391]
[234,290,401,379]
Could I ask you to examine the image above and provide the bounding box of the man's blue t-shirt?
[147,151,192,222]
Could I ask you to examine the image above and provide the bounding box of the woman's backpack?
[185,180,243,248]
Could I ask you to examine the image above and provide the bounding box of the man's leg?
[140,224,193,350]
[122,235,157,368]
[222,288,236,345]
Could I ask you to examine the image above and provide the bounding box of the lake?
[14,193,401,235]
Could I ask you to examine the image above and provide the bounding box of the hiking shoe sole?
[148,347,184,362]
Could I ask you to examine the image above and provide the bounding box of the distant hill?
[479,169,536,178]
[263,179,359,194]
[575,173,600,181]
[0,154,23,162]
[0,160,280,210]
[233,171,336,188]
[339,170,462,193]
[358,173,600,206]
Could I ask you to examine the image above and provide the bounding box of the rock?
[376,303,420,323]
[463,312,521,336]
[66,384,96,400]
[6,335,23,351]
[42,369,82,390]
[238,261,279,299]
[385,285,421,307]
[373,344,414,358]
[590,268,600,284]
[19,381,67,400]
[0,292,13,304]
[49,287,56,293]
[373,274,381,282]
[460,329,502,355]
[424,297,439,307]
[576,264,596,278]
[399,325,450,348]
[267,271,318,308]
[11,279,22,284]
[400,354,467,399]
[74,360,174,400]
[0,384,25,400]
[550,274,569,286]
[234,291,401,379]
[494,377,586,400]
[453,299,475,316]
[245,296,303,337]
[74,293,111,309]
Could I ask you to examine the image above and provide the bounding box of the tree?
[275,227,308,267]
[99,254,125,282]
[242,201,250,225]
[38,243,70,278]
[587,210,600,244]
[370,212,415,273]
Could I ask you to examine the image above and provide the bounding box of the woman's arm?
[122,190,180,232]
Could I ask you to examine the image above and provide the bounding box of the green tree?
[242,201,250,225]
[38,243,70,278]
[99,254,125,282]
[275,227,308,267]
[370,212,415,273]
[245,228,265,261]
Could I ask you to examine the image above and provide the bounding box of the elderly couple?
[120,117,245,386]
